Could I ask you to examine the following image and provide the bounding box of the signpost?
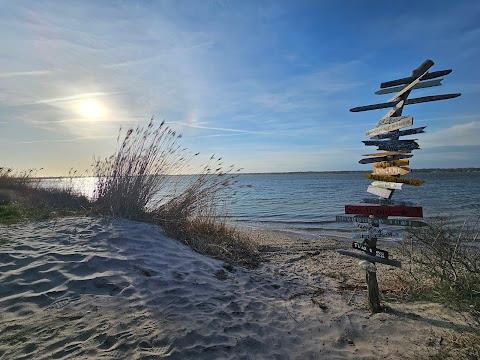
[335,59,461,313]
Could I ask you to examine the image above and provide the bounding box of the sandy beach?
[0,216,474,359]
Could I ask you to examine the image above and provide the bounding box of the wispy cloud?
[168,121,270,134]
[26,92,120,105]
[0,70,52,78]
[103,40,215,69]
[1,134,116,145]
[422,121,480,148]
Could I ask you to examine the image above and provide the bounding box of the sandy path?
[0,217,474,359]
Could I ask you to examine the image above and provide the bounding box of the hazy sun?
[76,99,107,120]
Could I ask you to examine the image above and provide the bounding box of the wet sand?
[0,217,474,359]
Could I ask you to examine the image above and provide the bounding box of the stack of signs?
[336,59,461,267]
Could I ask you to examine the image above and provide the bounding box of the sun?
[75,99,107,120]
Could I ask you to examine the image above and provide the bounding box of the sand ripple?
[0,217,315,359]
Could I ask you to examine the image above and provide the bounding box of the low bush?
[400,219,480,321]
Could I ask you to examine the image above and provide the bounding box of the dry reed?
[92,118,260,266]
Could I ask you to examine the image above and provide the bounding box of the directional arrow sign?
[371,180,404,189]
[362,198,416,206]
[375,79,443,95]
[373,165,411,176]
[376,115,410,126]
[363,139,418,146]
[364,151,410,157]
[336,215,427,227]
[345,204,423,217]
[367,185,392,198]
[380,69,452,89]
[359,154,413,164]
[371,126,426,140]
[350,93,461,113]
[338,249,401,267]
[372,160,410,167]
[366,117,413,137]
[352,242,390,259]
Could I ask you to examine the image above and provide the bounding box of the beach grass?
[0,169,90,223]
[398,220,480,322]
[91,119,260,267]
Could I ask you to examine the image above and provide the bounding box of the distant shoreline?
[36,167,480,179]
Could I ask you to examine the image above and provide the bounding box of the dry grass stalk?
[399,219,480,321]
[92,119,260,267]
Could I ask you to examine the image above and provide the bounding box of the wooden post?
[366,216,381,312]
[360,260,382,313]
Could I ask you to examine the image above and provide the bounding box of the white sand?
[0,217,474,359]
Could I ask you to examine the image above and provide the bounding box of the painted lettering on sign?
[336,215,427,227]
[359,154,413,164]
[371,126,426,140]
[352,242,389,259]
[366,185,392,198]
[372,166,410,176]
[366,117,413,137]
[371,180,403,190]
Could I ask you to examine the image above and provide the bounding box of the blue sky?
[0,0,479,175]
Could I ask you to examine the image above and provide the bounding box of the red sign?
[345,204,423,218]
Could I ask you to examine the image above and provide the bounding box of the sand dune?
[0,217,473,359]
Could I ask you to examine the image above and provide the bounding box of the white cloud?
[422,121,480,148]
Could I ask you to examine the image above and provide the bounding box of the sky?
[0,0,479,175]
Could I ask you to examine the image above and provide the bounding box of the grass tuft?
[92,119,260,267]
[398,219,480,322]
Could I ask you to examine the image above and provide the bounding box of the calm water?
[43,170,480,239]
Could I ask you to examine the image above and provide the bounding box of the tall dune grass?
[92,119,260,267]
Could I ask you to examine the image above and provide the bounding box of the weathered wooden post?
[336,59,461,313]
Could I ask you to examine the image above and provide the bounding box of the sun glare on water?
[75,99,108,120]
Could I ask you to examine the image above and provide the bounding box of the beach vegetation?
[399,220,480,322]
[92,119,260,267]
[0,168,90,223]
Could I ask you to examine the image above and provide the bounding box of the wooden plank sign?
[352,242,389,259]
[371,126,426,140]
[371,180,403,190]
[364,139,419,152]
[375,79,442,95]
[372,166,410,176]
[363,139,418,146]
[380,69,452,89]
[366,173,424,186]
[362,197,415,206]
[378,143,419,152]
[367,184,392,198]
[364,151,410,157]
[376,115,410,126]
[345,204,423,217]
[350,93,461,113]
[388,60,434,101]
[337,249,401,267]
[373,160,410,168]
[366,116,413,137]
[353,227,396,237]
[373,160,410,170]
[359,154,413,164]
[336,215,427,227]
